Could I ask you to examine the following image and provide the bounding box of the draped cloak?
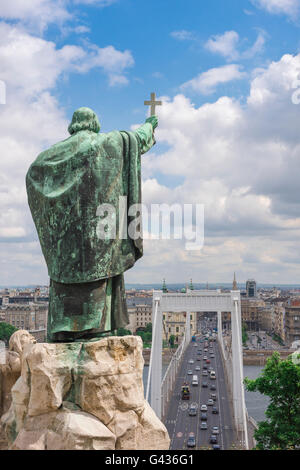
[26,122,155,341]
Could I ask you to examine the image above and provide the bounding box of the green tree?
[169,335,175,348]
[116,327,132,336]
[145,323,152,333]
[0,322,18,344]
[242,324,248,347]
[144,332,152,343]
[244,352,300,450]
[136,330,145,342]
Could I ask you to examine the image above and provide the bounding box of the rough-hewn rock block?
[1,335,170,450]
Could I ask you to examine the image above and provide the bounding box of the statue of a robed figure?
[26,106,158,342]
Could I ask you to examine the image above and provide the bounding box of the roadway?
[164,337,235,450]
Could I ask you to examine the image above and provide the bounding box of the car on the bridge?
[203,356,208,360]
[200,404,207,411]
[203,365,208,370]
[187,433,196,448]
[210,435,218,444]
[181,383,190,400]
[202,381,208,388]
[197,351,202,355]
[212,406,219,414]
[210,384,216,390]
[210,393,217,401]
[212,444,221,450]
[188,405,197,416]
[197,357,201,361]
[200,412,207,421]
[206,359,211,364]
[202,370,208,376]
[212,426,219,435]
[207,399,214,406]
[200,422,208,430]
[188,359,194,364]
[195,366,201,371]
[187,370,193,375]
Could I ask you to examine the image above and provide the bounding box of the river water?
[143,364,268,423]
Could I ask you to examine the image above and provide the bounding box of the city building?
[272,303,286,343]
[126,307,137,333]
[284,300,300,344]
[221,312,231,331]
[246,279,257,298]
[135,304,152,330]
[258,305,274,333]
[241,298,265,331]
[162,311,197,343]
[125,297,152,333]
[0,303,48,342]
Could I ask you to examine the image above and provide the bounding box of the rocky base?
[1,336,170,450]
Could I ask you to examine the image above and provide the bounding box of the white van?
[192,375,199,386]
[210,370,216,380]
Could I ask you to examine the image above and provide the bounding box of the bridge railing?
[161,333,188,420]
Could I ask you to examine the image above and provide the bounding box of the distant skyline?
[2,1,300,284]
[3,282,300,290]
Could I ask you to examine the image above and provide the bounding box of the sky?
[2,0,300,285]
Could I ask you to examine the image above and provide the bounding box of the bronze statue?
[26,107,157,342]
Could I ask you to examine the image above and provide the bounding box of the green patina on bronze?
[26,107,157,342]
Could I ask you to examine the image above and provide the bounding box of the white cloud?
[170,30,195,41]
[205,30,267,61]
[0,0,117,30]
[74,44,134,85]
[72,25,91,34]
[0,1,71,30]
[132,52,300,283]
[205,31,240,60]
[242,31,266,59]
[251,0,300,19]
[0,23,133,95]
[180,64,246,95]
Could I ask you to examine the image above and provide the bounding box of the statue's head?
[68,107,100,135]
[8,330,36,356]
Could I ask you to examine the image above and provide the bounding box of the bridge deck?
[164,339,237,450]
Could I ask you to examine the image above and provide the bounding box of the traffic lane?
[180,342,207,449]
[185,340,219,449]
[167,338,233,450]
[167,342,198,449]
[214,341,235,449]
[197,340,227,449]
[197,342,221,449]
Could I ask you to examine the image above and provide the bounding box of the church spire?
[232,272,238,290]
[189,278,194,290]
[162,279,168,293]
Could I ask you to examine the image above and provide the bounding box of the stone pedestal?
[1,336,170,450]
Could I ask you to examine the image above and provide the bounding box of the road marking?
[179,403,189,411]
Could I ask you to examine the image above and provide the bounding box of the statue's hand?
[146,115,158,130]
